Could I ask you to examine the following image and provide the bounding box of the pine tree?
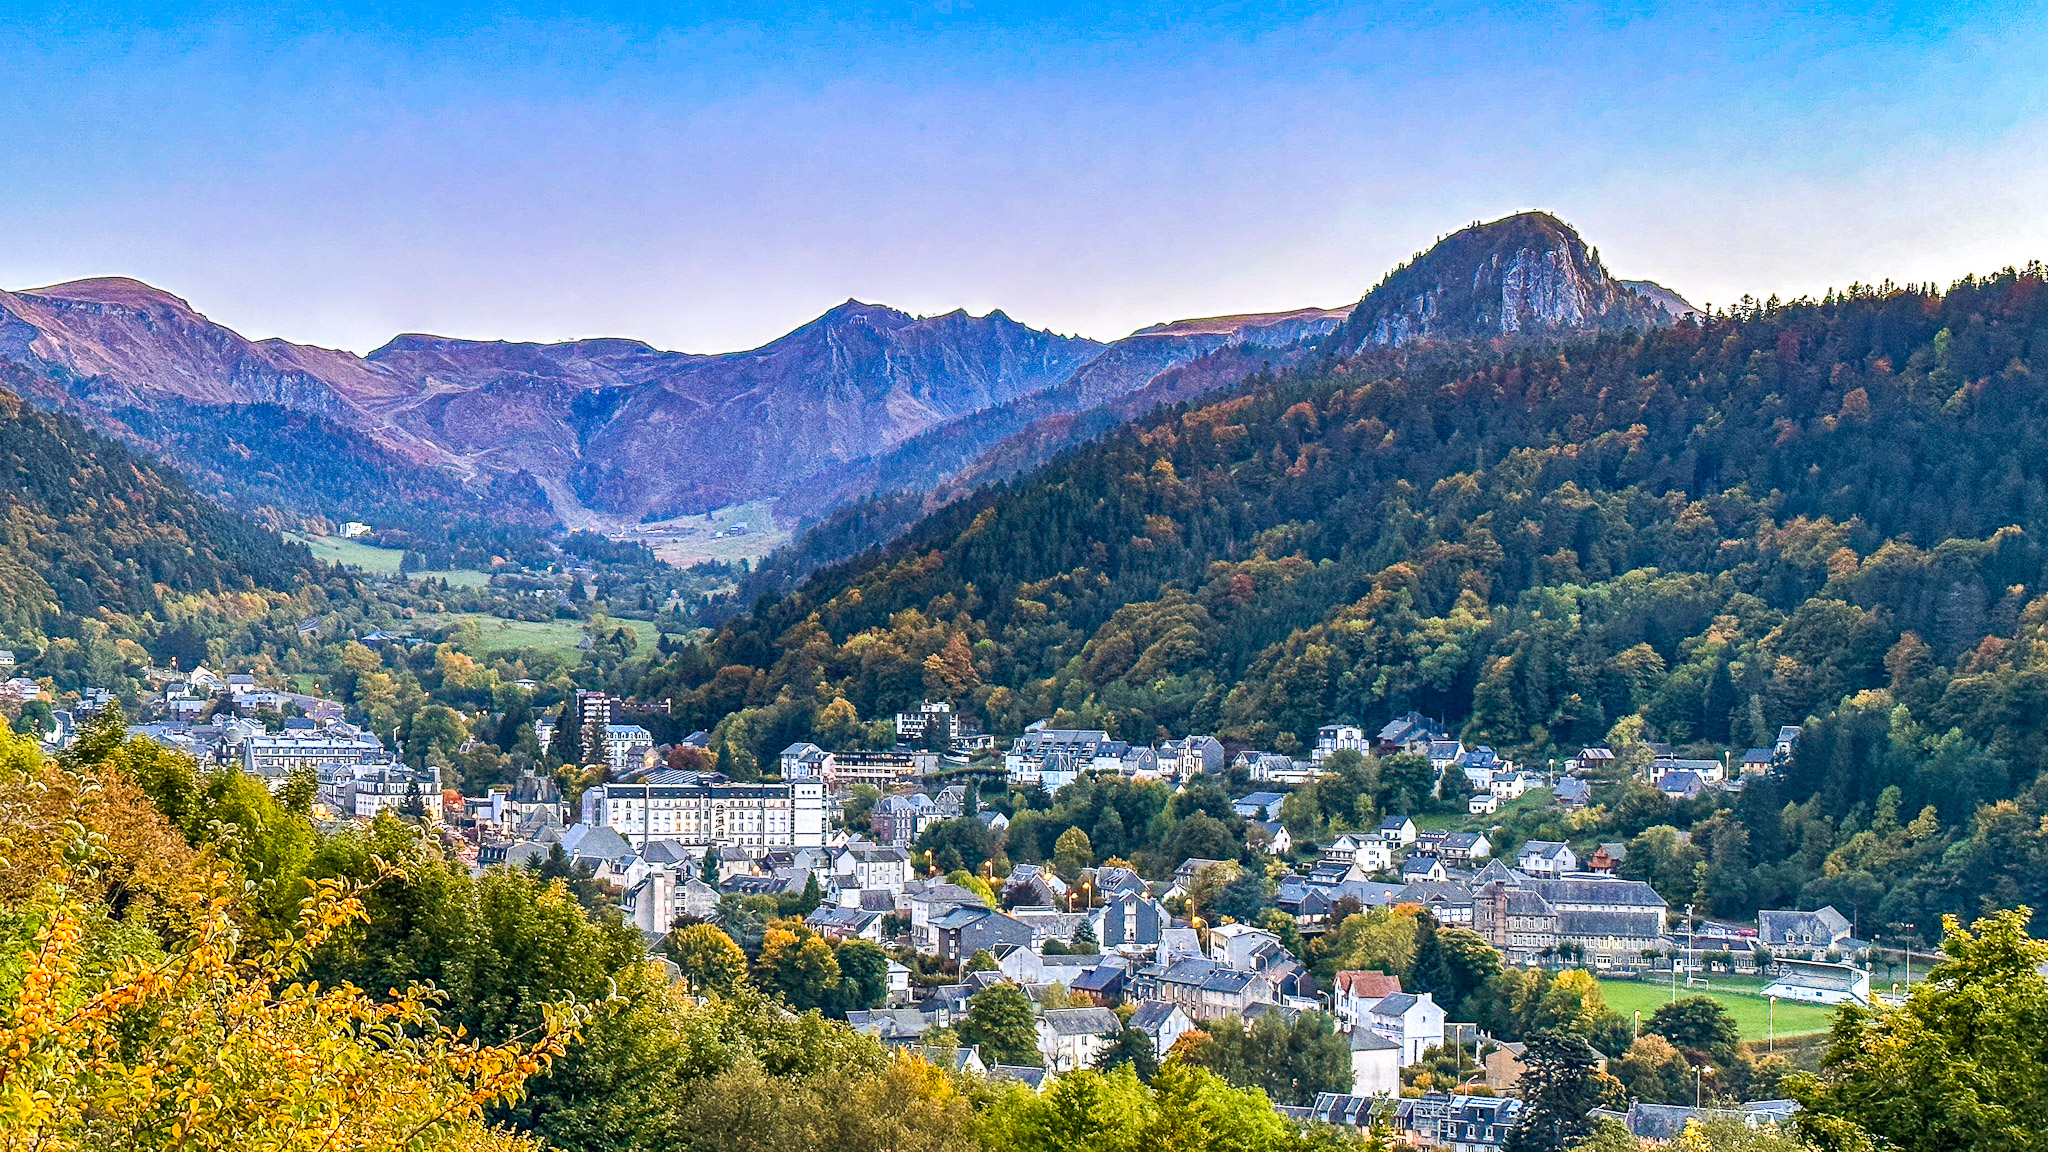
[545,706,582,767]
[1505,1031,1618,1152]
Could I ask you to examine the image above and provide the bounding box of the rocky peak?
[1335,211,1670,350]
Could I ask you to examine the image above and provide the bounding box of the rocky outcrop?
[1333,213,1680,353]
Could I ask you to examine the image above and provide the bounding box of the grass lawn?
[1598,976,1837,1041]
[289,533,406,574]
[414,613,657,660]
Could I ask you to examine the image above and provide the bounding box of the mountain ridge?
[0,212,1692,533]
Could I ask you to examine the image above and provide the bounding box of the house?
[1313,724,1369,764]
[1514,841,1578,877]
[1375,712,1441,755]
[871,792,938,845]
[1331,970,1402,1033]
[1233,791,1288,821]
[1438,831,1491,863]
[1426,740,1466,774]
[1173,858,1232,893]
[1586,842,1626,873]
[1005,724,1127,790]
[1761,961,1870,1006]
[1249,820,1293,856]
[1092,865,1148,899]
[907,882,995,950]
[1002,863,1069,907]
[1131,956,1268,1021]
[1467,793,1500,816]
[1591,1101,1800,1143]
[989,1064,1050,1091]
[1036,1006,1122,1071]
[1309,1093,1392,1130]
[1349,1027,1403,1097]
[1742,748,1776,775]
[1394,880,1475,926]
[1482,1042,1526,1091]
[1457,746,1506,790]
[780,741,834,779]
[1069,961,1128,1004]
[1488,773,1530,801]
[1367,991,1445,1065]
[1157,735,1227,778]
[675,876,720,921]
[834,843,912,895]
[932,906,1034,962]
[1237,751,1315,784]
[1128,999,1195,1058]
[1572,747,1617,774]
[1657,770,1708,800]
[1776,725,1802,760]
[1206,923,1286,971]
[1092,890,1170,950]
[1553,777,1593,809]
[805,905,883,941]
[1758,906,1853,957]
[1377,816,1418,847]
[1400,856,1448,883]
[1394,1093,1522,1151]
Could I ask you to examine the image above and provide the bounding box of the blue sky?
[2,1,2043,353]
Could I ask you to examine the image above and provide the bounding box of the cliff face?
[1335,212,1682,352]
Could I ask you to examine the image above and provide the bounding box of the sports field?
[288,534,489,585]
[1598,976,1837,1041]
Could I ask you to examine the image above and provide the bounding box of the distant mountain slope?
[781,305,1355,519]
[0,284,1104,525]
[0,366,310,636]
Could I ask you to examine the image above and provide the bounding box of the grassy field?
[611,499,792,566]
[288,534,488,586]
[1598,976,1837,1041]
[414,613,658,660]
[290,533,406,574]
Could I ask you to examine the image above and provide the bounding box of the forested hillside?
[637,266,2048,936]
[0,375,310,636]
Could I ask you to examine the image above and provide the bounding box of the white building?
[346,761,444,821]
[580,769,826,849]
[1312,724,1369,765]
[1514,841,1578,877]
[1037,1007,1122,1072]
[242,733,385,787]
[826,750,935,793]
[603,724,657,773]
[1350,1028,1404,1096]
[1367,991,1445,1066]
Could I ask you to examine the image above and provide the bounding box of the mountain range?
[0,212,1692,534]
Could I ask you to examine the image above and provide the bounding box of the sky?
[1,0,2044,354]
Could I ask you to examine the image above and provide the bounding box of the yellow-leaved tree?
[0,716,586,1152]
